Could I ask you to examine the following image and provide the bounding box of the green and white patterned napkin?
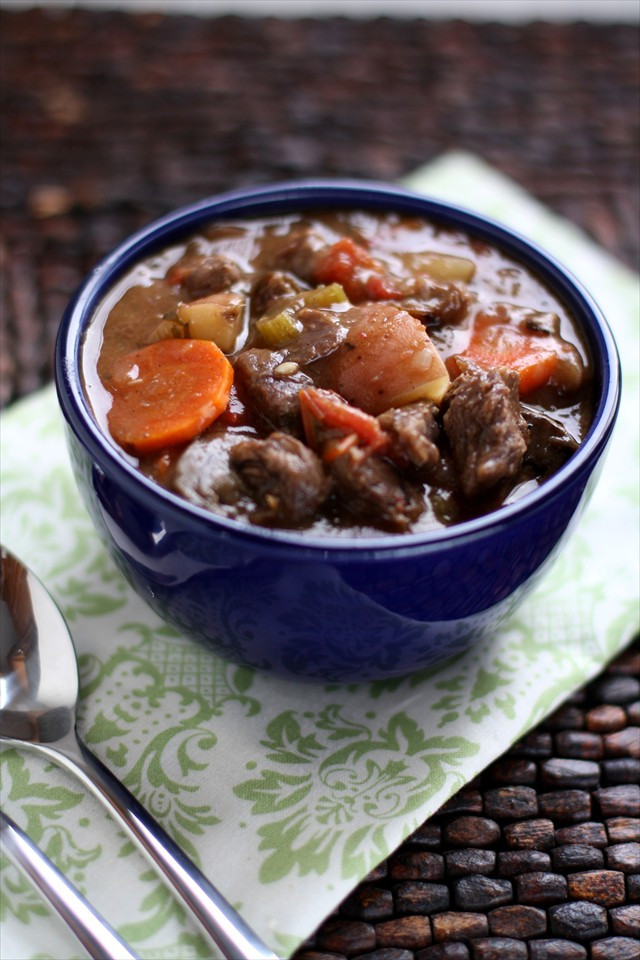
[1,153,638,960]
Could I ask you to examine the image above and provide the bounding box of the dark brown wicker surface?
[1,10,638,957]
[1,9,639,409]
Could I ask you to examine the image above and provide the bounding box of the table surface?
[1,9,639,959]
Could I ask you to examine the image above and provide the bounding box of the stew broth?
[83,209,594,536]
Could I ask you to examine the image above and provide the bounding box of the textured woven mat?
[1,10,639,409]
[1,10,638,958]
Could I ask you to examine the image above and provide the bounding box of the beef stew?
[83,209,594,536]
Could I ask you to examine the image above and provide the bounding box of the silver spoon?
[0,546,278,960]
[1,809,138,960]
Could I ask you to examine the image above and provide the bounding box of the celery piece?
[304,283,348,308]
[256,310,303,347]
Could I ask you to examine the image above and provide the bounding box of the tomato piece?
[299,387,388,456]
[217,384,249,426]
[364,272,403,300]
[313,237,402,302]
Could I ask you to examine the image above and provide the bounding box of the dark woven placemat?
[293,640,640,960]
[1,9,639,409]
[1,11,638,957]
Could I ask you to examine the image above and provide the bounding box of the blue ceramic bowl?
[55,180,620,681]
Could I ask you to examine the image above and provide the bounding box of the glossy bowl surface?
[55,180,620,680]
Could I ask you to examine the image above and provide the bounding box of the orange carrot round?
[107,338,233,455]
[464,318,560,395]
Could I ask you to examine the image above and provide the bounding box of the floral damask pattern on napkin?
[1,153,638,960]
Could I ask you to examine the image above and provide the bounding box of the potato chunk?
[322,303,450,415]
[405,251,476,283]
[177,292,245,353]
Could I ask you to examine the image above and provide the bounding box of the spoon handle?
[30,730,278,960]
[0,811,138,960]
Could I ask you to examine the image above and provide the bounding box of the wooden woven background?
[1,9,638,408]
[1,9,638,959]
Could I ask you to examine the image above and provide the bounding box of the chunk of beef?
[275,225,327,281]
[522,404,579,476]
[288,307,348,365]
[182,255,241,299]
[407,277,472,325]
[172,428,249,514]
[514,306,561,336]
[233,348,313,435]
[230,432,330,526]
[443,363,528,498]
[378,401,441,471]
[251,271,302,317]
[329,447,424,532]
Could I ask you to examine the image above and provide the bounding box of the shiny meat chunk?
[407,276,472,325]
[230,432,330,526]
[443,363,528,498]
[287,307,348,365]
[378,401,440,471]
[275,225,327,280]
[522,404,579,476]
[329,446,424,532]
[234,348,313,435]
[172,429,248,513]
[182,255,241,299]
[251,271,302,317]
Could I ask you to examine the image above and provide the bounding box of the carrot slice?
[463,317,560,395]
[107,338,233,455]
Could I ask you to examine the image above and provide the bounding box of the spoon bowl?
[0,549,76,742]
[0,545,277,960]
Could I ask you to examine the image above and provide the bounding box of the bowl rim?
[55,177,621,559]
